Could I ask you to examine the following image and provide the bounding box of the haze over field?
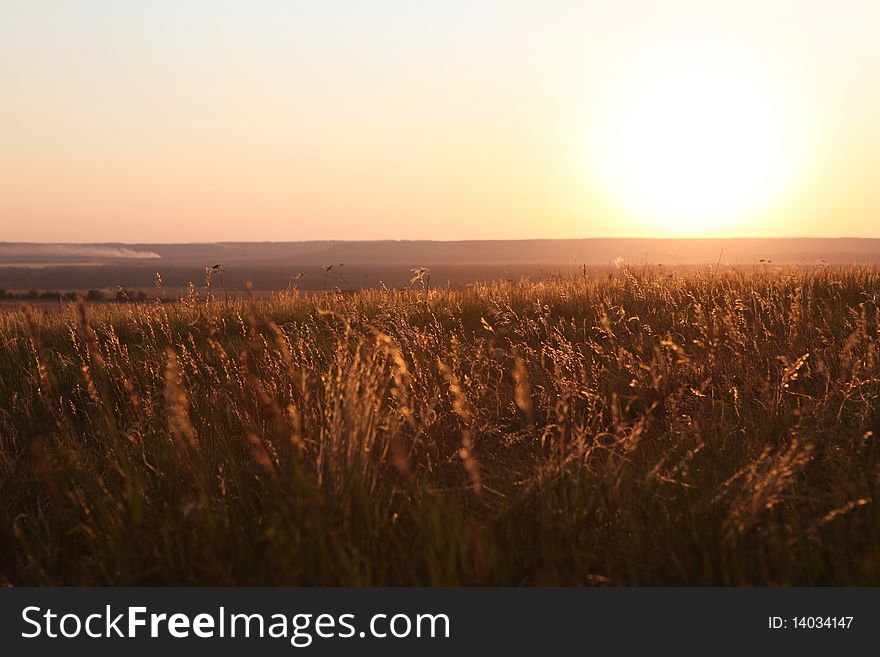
[1,239,879,292]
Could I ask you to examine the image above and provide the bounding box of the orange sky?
[1,2,878,242]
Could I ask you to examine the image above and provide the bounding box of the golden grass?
[0,265,878,584]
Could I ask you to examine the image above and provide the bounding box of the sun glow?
[590,46,810,236]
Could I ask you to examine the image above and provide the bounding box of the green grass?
[1,265,878,585]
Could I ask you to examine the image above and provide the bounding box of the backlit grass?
[1,265,878,585]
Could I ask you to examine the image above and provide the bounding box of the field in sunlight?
[1,265,878,585]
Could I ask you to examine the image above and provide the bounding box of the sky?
[1,1,878,243]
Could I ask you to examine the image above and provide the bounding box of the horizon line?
[3,235,880,247]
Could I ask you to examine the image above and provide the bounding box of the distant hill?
[1,238,878,292]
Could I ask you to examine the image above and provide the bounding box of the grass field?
[1,265,878,585]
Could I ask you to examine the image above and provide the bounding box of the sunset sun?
[591,47,809,236]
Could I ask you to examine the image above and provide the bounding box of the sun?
[589,46,808,236]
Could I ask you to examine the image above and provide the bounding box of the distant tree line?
[0,289,150,302]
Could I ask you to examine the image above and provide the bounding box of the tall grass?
[0,265,878,585]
